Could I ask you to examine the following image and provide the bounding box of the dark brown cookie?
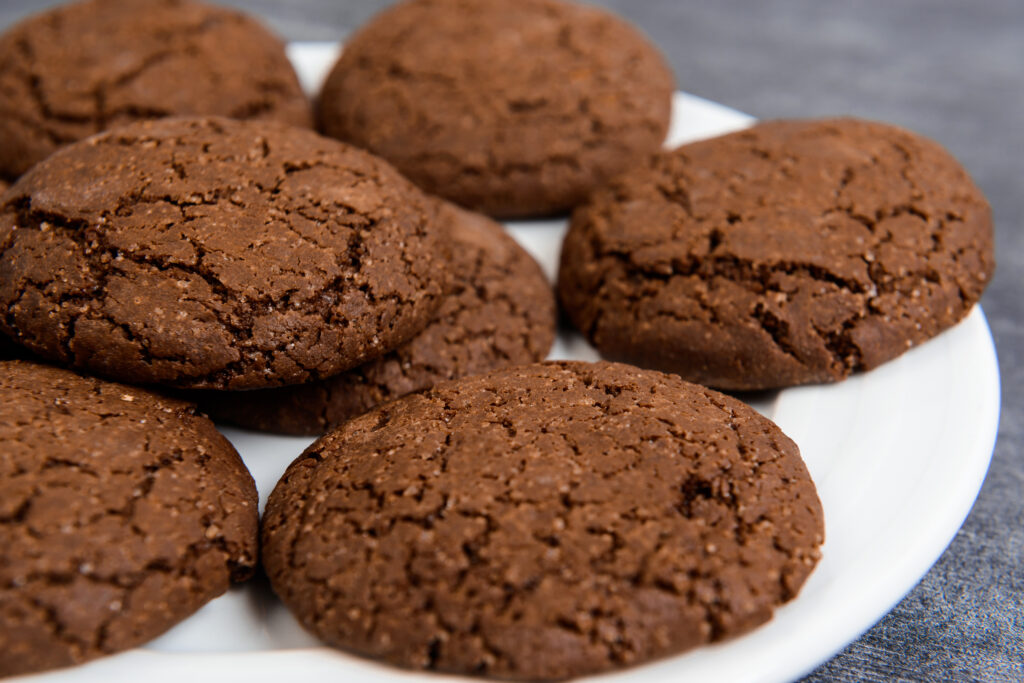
[0,0,312,181]
[202,201,555,434]
[318,0,674,218]
[558,118,995,390]
[0,360,258,678]
[0,116,450,390]
[262,361,824,679]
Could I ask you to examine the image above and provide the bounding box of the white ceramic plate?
[17,42,1001,683]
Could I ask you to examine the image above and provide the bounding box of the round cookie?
[558,118,995,390]
[202,201,556,434]
[0,0,312,181]
[318,0,674,218]
[0,116,450,390]
[262,361,824,679]
[0,360,258,678]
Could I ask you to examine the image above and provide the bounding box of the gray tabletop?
[2,1,1021,680]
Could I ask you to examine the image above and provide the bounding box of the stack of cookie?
[0,0,564,674]
[0,0,995,680]
[197,200,557,435]
[0,0,540,677]
[0,0,315,676]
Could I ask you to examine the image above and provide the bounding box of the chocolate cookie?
[0,0,312,181]
[0,361,258,677]
[0,116,450,390]
[318,0,674,218]
[202,201,555,434]
[558,118,995,390]
[262,361,824,679]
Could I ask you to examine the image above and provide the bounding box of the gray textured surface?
[1,1,1021,680]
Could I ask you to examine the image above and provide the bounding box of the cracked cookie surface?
[0,360,258,678]
[0,116,450,389]
[317,0,674,218]
[200,201,555,434]
[0,0,312,181]
[558,118,995,390]
[262,361,824,679]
